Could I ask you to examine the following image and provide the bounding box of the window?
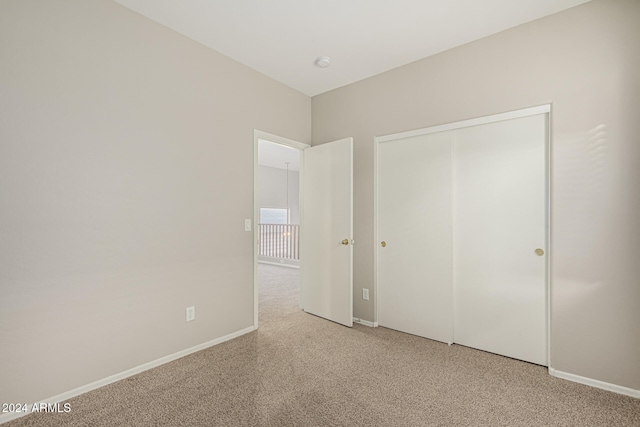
[259,208,288,224]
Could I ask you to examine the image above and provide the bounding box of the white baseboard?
[0,325,256,425]
[548,367,640,399]
[353,317,378,327]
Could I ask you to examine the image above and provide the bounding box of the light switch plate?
[244,219,251,231]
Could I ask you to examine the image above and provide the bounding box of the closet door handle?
[381,241,387,247]
[534,248,544,256]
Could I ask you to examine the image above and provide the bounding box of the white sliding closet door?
[377,132,453,343]
[453,114,547,365]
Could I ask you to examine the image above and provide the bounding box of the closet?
[376,106,548,366]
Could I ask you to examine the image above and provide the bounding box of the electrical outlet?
[362,288,369,301]
[186,306,195,322]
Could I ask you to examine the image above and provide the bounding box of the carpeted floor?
[7,264,639,426]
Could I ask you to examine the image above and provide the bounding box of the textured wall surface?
[0,0,310,405]
[312,0,640,390]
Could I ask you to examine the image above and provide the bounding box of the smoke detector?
[314,56,331,68]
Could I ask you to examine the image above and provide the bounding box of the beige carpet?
[8,264,639,426]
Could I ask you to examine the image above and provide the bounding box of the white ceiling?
[114,0,590,96]
[258,139,301,172]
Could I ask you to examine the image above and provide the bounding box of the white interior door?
[377,132,453,343]
[300,138,353,327]
[453,114,547,365]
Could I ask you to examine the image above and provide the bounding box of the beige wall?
[312,0,640,390]
[2,0,637,406]
[0,0,310,405]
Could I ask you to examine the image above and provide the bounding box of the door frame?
[253,130,309,329]
[373,104,552,366]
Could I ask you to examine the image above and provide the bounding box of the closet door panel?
[378,132,453,343]
[453,114,547,365]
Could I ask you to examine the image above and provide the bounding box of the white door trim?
[376,104,551,143]
[374,104,551,365]
[253,130,309,329]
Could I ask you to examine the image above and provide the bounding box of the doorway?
[257,139,302,268]
[253,131,355,330]
[253,131,307,328]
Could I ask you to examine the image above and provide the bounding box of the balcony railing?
[259,224,300,260]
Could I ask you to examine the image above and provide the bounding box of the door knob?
[381,241,387,247]
[342,239,349,245]
[534,248,544,256]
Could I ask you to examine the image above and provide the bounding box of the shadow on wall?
[553,124,608,306]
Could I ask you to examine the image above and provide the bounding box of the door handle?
[534,248,544,256]
[380,241,387,247]
[342,239,349,245]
